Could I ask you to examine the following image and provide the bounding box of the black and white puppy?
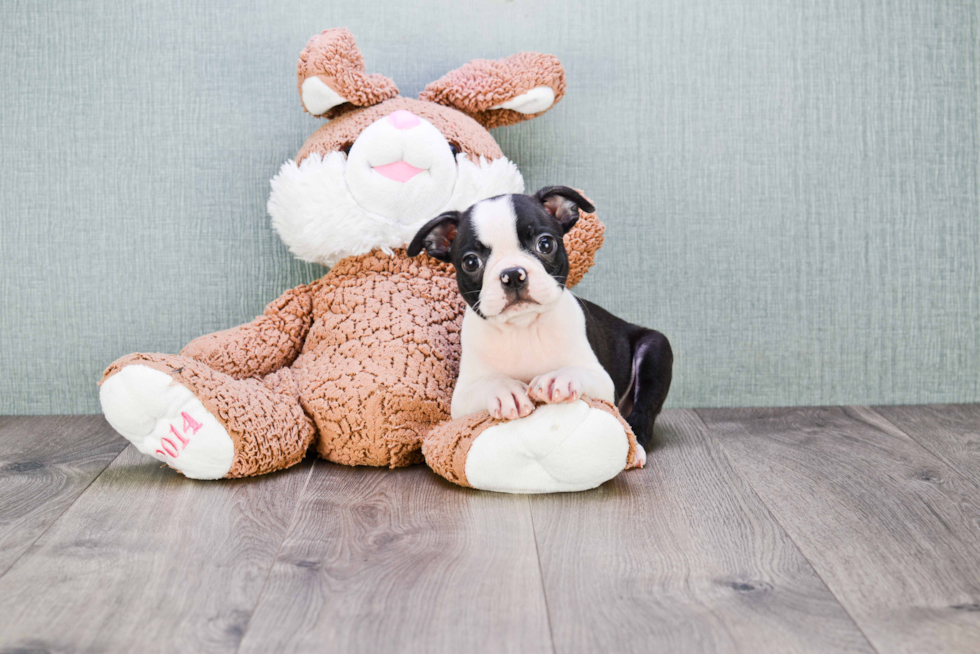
[407,187,673,462]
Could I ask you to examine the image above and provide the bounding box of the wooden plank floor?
[0,407,977,653]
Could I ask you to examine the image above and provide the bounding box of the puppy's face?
[408,187,594,325]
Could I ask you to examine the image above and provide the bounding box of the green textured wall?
[1,0,977,414]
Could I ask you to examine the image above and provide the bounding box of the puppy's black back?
[577,297,673,449]
[578,299,636,399]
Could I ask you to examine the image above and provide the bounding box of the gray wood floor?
[0,406,978,654]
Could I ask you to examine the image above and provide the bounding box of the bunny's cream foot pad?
[100,365,234,480]
[464,400,629,493]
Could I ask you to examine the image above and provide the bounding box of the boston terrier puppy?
[407,187,673,463]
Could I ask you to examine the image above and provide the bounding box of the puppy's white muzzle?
[481,251,563,322]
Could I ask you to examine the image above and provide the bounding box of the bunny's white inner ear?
[490,85,556,114]
[301,76,348,116]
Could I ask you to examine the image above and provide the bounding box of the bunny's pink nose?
[387,110,420,130]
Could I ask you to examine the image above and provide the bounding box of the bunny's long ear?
[296,28,399,119]
[419,52,565,129]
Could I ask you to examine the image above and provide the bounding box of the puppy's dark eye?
[449,143,460,157]
[536,235,557,255]
[460,253,483,273]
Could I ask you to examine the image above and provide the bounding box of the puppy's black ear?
[533,186,595,233]
[407,211,460,261]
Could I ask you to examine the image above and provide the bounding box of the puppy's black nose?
[500,267,528,291]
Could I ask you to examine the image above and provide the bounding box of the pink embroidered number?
[169,425,189,447]
[159,438,179,457]
[156,412,204,459]
[182,412,203,435]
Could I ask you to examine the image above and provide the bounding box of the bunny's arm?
[179,282,319,379]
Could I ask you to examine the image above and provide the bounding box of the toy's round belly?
[291,256,466,467]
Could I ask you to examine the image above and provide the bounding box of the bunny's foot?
[423,398,638,494]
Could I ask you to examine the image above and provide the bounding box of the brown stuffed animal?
[99,29,638,493]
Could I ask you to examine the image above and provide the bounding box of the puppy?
[407,187,673,462]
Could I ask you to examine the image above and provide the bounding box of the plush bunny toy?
[99,29,639,493]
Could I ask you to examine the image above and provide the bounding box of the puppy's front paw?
[487,380,534,421]
[528,369,584,405]
[627,447,647,469]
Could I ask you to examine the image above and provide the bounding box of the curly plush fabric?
[293,249,464,467]
[100,353,316,478]
[296,28,399,118]
[420,52,566,129]
[179,282,320,379]
[420,411,494,488]
[564,201,604,288]
[422,397,639,488]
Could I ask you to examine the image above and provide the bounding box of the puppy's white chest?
[462,292,596,383]
[478,325,581,382]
